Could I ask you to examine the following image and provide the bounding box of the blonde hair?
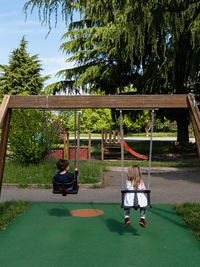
[127,165,142,190]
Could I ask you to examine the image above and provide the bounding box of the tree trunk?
[176,110,190,145]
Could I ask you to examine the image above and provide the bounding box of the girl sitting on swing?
[124,165,147,228]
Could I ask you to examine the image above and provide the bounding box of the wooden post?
[88,133,91,161]
[190,113,200,157]
[105,131,108,143]
[67,133,69,160]
[0,109,12,196]
[117,131,120,143]
[109,131,112,143]
[187,94,200,157]
[113,131,116,143]
[101,131,104,161]
[63,133,66,160]
[0,95,10,128]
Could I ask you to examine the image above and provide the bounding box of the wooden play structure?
[0,94,200,195]
[47,119,69,160]
[101,130,148,160]
[68,133,91,161]
[44,118,91,161]
[101,130,121,160]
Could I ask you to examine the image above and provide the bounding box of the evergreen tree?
[0,36,49,96]
[0,37,51,163]
[24,0,200,144]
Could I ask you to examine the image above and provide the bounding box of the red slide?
[123,140,148,160]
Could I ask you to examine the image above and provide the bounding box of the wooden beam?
[188,95,200,157]
[187,95,200,133]
[0,109,12,196]
[190,113,200,157]
[8,95,188,109]
[0,95,10,128]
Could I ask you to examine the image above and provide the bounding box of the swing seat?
[52,179,79,196]
[121,190,151,209]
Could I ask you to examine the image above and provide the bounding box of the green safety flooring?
[0,203,199,267]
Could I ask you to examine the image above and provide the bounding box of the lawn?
[171,202,200,241]
[3,137,199,188]
[77,131,195,138]
[61,139,197,156]
[3,157,200,188]
[3,160,106,187]
[0,201,31,232]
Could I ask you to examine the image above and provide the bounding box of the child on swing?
[124,165,147,228]
[54,159,78,190]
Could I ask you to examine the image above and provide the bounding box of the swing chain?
[74,110,81,171]
[147,109,155,189]
[120,109,154,190]
[120,110,125,189]
[77,110,81,170]
[74,110,77,169]
[43,111,56,176]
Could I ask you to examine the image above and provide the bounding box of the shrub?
[9,109,59,164]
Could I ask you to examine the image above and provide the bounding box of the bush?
[9,109,59,164]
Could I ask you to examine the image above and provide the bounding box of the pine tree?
[24,0,200,144]
[0,37,51,163]
[0,36,49,96]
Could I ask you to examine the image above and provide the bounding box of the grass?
[2,138,199,187]
[78,161,106,184]
[3,157,200,188]
[78,131,195,138]
[3,160,106,187]
[171,203,200,241]
[58,139,197,157]
[103,160,200,168]
[3,160,54,188]
[0,201,31,232]
[121,140,195,155]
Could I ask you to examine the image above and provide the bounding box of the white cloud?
[0,27,46,35]
[41,56,75,82]
[0,11,20,18]
[0,20,41,26]
[41,57,68,66]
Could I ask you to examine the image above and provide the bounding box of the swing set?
[43,109,80,196]
[0,94,200,206]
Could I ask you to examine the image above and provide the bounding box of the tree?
[0,36,48,96]
[24,1,200,144]
[56,109,114,133]
[0,37,51,163]
[80,109,114,133]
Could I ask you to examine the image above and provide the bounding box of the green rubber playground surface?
[0,203,199,267]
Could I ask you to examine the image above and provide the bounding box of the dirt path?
[0,167,200,204]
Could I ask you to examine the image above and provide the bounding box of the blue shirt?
[54,170,78,183]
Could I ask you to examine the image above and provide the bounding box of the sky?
[0,0,75,86]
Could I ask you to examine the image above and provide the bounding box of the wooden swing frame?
[0,94,200,196]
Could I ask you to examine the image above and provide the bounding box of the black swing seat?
[52,179,79,196]
[121,190,151,210]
